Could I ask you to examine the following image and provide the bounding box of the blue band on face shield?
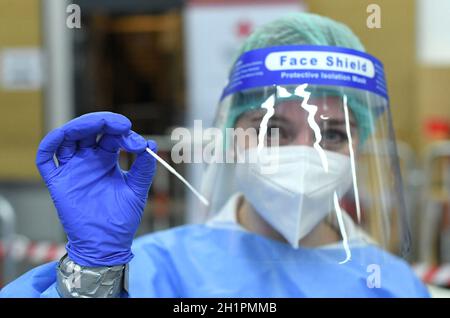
[221,45,388,101]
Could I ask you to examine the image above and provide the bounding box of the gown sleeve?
[0,262,60,298]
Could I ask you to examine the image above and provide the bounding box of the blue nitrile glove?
[35,112,157,267]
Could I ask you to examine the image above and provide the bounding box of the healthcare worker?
[1,13,429,298]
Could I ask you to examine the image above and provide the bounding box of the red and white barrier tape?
[0,235,66,265]
[413,263,450,287]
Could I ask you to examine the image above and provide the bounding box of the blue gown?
[0,224,429,297]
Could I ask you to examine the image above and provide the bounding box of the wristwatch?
[56,254,128,298]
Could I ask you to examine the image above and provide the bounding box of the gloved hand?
[35,112,157,267]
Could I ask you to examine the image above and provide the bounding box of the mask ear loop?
[145,147,210,206]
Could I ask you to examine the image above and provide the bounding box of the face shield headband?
[221,45,389,102]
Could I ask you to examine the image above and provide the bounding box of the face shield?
[199,45,410,264]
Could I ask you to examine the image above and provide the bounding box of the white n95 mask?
[235,145,353,248]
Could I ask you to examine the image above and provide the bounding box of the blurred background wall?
[0,0,43,181]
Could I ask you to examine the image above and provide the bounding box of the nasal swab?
[146,147,210,206]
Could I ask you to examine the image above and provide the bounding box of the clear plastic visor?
[201,84,410,264]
